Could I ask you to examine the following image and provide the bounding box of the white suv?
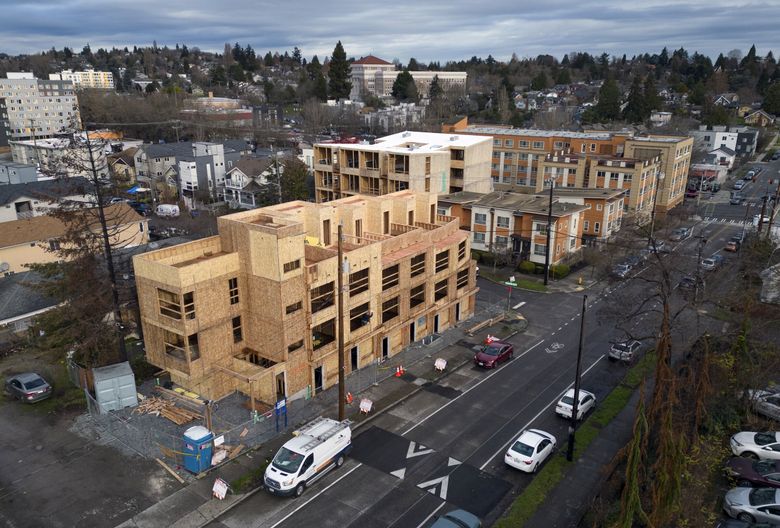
[609,340,642,362]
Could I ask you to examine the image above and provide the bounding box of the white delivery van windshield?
[272,447,304,473]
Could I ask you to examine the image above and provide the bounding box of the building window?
[584,220,589,231]
[283,259,301,273]
[232,316,243,343]
[493,139,501,147]
[285,301,302,314]
[504,139,513,148]
[519,140,529,148]
[536,223,548,235]
[411,253,426,277]
[496,235,509,248]
[458,240,466,260]
[349,302,371,331]
[474,213,487,225]
[310,282,334,312]
[434,279,448,301]
[473,232,485,244]
[382,264,399,290]
[349,268,369,295]
[570,238,576,249]
[48,239,61,251]
[496,216,510,228]
[590,143,596,152]
[228,277,239,304]
[287,340,304,353]
[425,156,431,175]
[382,297,400,323]
[534,244,547,256]
[596,204,603,211]
[594,222,600,233]
[163,330,186,361]
[158,289,182,320]
[410,284,425,309]
[435,250,450,273]
[456,269,469,289]
[532,141,544,149]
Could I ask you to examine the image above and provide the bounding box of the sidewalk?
[116,311,496,528]
[523,389,640,527]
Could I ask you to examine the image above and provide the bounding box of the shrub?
[517,260,536,274]
[550,264,570,278]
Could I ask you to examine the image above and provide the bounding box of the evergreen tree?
[688,82,706,105]
[561,54,570,66]
[313,73,328,101]
[391,69,418,102]
[530,71,549,90]
[555,69,571,85]
[407,58,421,71]
[264,51,273,67]
[429,75,444,101]
[643,75,661,113]
[764,83,780,115]
[622,75,646,123]
[327,41,352,101]
[292,46,302,64]
[595,76,621,121]
[211,65,227,85]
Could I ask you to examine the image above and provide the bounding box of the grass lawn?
[493,353,654,528]
[481,270,547,292]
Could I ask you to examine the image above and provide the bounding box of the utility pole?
[566,294,587,462]
[758,195,768,234]
[85,128,127,362]
[648,174,664,246]
[543,180,555,286]
[765,178,780,238]
[695,232,707,303]
[337,222,346,421]
[29,118,39,166]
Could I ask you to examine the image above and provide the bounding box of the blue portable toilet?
[182,425,213,474]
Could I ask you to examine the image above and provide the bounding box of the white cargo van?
[156,203,180,218]
[264,417,351,497]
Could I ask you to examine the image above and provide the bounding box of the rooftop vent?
[402,131,411,138]
[450,135,459,141]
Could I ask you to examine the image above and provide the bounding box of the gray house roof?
[0,271,59,325]
[0,177,92,206]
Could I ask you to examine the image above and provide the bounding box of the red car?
[725,458,780,488]
[474,341,514,368]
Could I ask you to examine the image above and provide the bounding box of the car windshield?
[754,460,778,476]
[561,396,574,405]
[23,378,46,390]
[613,342,633,351]
[702,259,714,266]
[756,433,777,446]
[749,487,778,506]
[511,440,534,457]
[271,447,304,473]
[481,344,502,356]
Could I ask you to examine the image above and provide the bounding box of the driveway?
[0,401,181,528]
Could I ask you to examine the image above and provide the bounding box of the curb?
[481,271,600,294]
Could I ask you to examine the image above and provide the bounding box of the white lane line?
[268,464,363,528]
[414,503,446,528]
[478,354,605,471]
[571,316,576,321]
[402,339,546,435]
[513,301,526,309]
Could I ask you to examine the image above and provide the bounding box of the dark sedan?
[4,372,53,403]
[726,458,780,488]
[474,341,514,369]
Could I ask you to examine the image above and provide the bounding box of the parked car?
[156,203,180,218]
[108,197,126,204]
[611,263,632,279]
[474,340,514,369]
[725,240,741,252]
[731,432,780,461]
[716,518,780,528]
[609,340,643,362]
[752,391,780,422]
[725,458,780,488]
[734,180,746,191]
[702,255,726,271]
[624,255,642,267]
[670,227,692,241]
[648,239,669,253]
[504,429,556,473]
[731,193,744,205]
[772,152,780,161]
[430,510,482,528]
[3,372,52,403]
[723,487,780,523]
[746,171,757,181]
[555,388,597,420]
[678,275,705,291]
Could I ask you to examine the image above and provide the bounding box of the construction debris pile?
[133,396,202,425]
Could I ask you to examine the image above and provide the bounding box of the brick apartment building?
[313,131,493,203]
[133,191,477,405]
[443,117,693,217]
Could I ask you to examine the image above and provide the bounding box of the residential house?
[542,187,626,242]
[744,110,776,127]
[0,177,93,223]
[0,271,59,336]
[221,157,280,209]
[709,146,737,169]
[313,130,493,203]
[713,93,739,107]
[436,190,587,265]
[107,147,138,184]
[0,159,37,185]
[132,191,476,403]
[0,203,148,273]
[690,125,758,159]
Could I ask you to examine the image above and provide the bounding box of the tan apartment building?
[541,188,625,242]
[445,117,692,216]
[0,203,148,273]
[313,131,493,203]
[437,191,587,265]
[349,55,467,101]
[132,191,477,406]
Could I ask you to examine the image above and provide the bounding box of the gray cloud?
[0,0,777,62]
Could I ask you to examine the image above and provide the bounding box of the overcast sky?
[2,0,778,62]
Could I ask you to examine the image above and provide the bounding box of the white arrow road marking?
[448,457,461,467]
[390,468,406,479]
[407,441,434,459]
[417,475,449,500]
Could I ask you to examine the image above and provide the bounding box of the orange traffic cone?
[394,366,402,377]
[345,392,354,404]
[399,365,405,375]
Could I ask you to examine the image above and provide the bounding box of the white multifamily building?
[349,56,467,101]
[49,69,115,90]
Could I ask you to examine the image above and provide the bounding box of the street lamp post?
[566,294,587,462]
[543,180,555,286]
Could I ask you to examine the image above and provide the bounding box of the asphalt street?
[206,219,747,528]
[698,158,780,225]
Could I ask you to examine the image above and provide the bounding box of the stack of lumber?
[133,396,202,425]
